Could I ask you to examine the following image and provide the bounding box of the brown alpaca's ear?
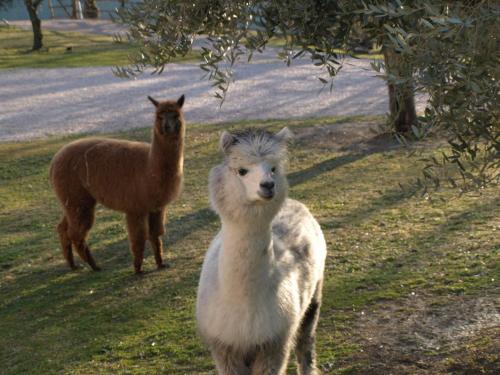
[148,96,159,107]
[177,94,185,108]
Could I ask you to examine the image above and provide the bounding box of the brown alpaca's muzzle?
[161,117,182,135]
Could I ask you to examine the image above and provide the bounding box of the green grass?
[0,25,382,70]
[263,34,384,60]
[0,116,498,374]
[0,25,198,69]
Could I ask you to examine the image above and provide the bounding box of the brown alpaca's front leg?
[148,209,168,270]
[126,213,148,274]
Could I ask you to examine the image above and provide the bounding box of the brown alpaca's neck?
[149,133,184,179]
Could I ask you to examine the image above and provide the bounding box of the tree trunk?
[71,0,77,18]
[83,0,99,19]
[24,0,43,51]
[383,47,417,133]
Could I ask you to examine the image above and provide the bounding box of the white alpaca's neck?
[218,216,275,299]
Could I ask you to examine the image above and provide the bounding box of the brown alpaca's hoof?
[135,270,144,276]
[157,263,170,270]
[89,263,101,271]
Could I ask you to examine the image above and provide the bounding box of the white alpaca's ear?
[220,131,236,153]
[275,127,294,143]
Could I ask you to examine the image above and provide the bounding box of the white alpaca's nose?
[259,180,275,200]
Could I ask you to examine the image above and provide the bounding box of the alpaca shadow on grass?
[80,206,217,272]
[165,207,217,247]
[45,204,217,274]
[1,204,218,321]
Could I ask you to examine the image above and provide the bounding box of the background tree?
[116,0,499,193]
[71,0,78,19]
[83,0,99,19]
[114,0,416,131]
[24,0,43,50]
[1,0,43,51]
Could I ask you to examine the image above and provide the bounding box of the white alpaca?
[196,128,327,375]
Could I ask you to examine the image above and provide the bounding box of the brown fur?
[49,95,186,273]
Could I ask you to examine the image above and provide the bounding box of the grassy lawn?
[250,31,384,60]
[0,25,382,70]
[0,116,498,374]
[0,25,198,69]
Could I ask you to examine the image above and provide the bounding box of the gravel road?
[0,49,426,142]
[1,19,427,142]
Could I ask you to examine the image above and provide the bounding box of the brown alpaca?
[49,95,186,274]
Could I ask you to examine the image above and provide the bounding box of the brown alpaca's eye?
[238,168,248,176]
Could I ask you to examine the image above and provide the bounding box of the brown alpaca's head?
[148,95,185,139]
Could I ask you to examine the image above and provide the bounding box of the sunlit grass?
[0,116,498,374]
[0,25,198,69]
[0,25,381,71]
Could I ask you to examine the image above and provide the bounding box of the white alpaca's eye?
[238,168,248,176]
[271,167,276,173]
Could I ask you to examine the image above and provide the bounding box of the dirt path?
[0,56,428,142]
[2,20,429,142]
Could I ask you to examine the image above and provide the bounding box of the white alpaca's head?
[209,127,293,222]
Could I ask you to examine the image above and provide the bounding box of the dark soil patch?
[333,295,500,374]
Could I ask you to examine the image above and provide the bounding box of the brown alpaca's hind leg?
[57,216,77,270]
[126,213,148,274]
[73,240,100,271]
[148,209,168,270]
[66,203,100,271]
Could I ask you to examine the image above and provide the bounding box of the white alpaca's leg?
[211,345,249,375]
[250,341,291,375]
[295,279,323,375]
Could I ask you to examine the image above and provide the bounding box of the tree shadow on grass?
[0,123,413,373]
[4,192,495,374]
[288,153,368,188]
[322,187,411,230]
[288,129,402,189]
